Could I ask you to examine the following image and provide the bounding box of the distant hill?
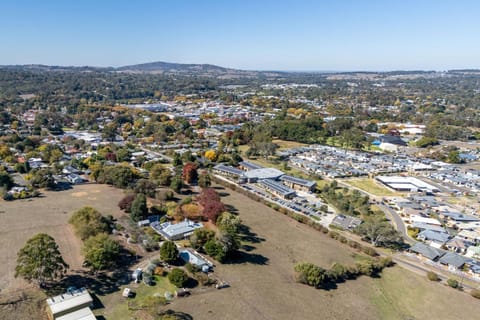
[0,64,112,72]
[0,61,287,78]
[2,62,477,79]
[117,61,229,73]
[115,61,286,78]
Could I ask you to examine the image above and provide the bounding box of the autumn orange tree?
[182,162,198,184]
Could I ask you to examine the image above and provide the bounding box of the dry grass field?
[2,183,480,320]
[343,177,400,197]
[170,185,480,320]
[0,184,126,293]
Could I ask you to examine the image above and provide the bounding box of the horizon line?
[0,61,479,74]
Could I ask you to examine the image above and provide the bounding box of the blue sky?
[1,0,479,71]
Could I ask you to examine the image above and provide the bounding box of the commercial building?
[258,179,296,199]
[280,175,316,192]
[376,176,439,193]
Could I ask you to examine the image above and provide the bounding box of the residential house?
[409,242,444,261]
[465,246,480,259]
[179,248,213,272]
[46,287,95,320]
[438,252,468,271]
[457,229,480,245]
[417,230,450,248]
[151,219,203,241]
[445,237,470,254]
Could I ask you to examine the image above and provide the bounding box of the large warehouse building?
[376,175,439,193]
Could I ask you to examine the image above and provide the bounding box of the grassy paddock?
[343,178,400,197]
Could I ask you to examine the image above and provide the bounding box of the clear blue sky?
[1,0,479,71]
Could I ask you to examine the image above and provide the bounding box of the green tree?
[216,212,242,235]
[0,170,13,190]
[150,163,171,186]
[29,168,55,189]
[82,233,120,271]
[204,239,226,262]
[134,179,157,198]
[102,123,117,142]
[190,228,215,250]
[355,217,404,248]
[172,153,183,167]
[69,206,110,240]
[198,172,211,189]
[97,165,138,188]
[15,233,68,286]
[130,193,148,221]
[169,176,184,193]
[167,268,188,287]
[160,241,179,263]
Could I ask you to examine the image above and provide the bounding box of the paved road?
[334,179,417,245]
[378,203,416,245]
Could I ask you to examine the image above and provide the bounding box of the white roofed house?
[150,219,203,241]
[46,287,95,320]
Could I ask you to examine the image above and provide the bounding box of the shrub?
[168,268,188,287]
[447,278,459,289]
[427,271,440,281]
[154,267,166,276]
[361,246,378,257]
[348,240,361,249]
[328,231,339,239]
[377,257,394,268]
[470,289,480,299]
[294,262,328,288]
[355,260,374,276]
[195,272,216,286]
[338,236,348,244]
[185,263,199,274]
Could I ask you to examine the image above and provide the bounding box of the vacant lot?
[170,186,480,320]
[0,184,126,292]
[343,177,400,197]
[272,139,307,150]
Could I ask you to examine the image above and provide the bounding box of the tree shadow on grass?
[224,251,269,266]
[318,281,338,291]
[47,270,130,298]
[237,224,265,244]
[183,277,199,289]
[45,248,138,297]
[157,310,193,320]
[224,204,238,213]
[242,244,256,252]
